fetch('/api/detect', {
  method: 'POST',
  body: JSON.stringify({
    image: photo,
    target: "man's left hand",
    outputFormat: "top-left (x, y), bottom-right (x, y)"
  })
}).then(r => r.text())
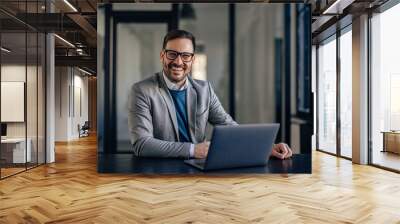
top-left (271, 143), bottom-right (292, 159)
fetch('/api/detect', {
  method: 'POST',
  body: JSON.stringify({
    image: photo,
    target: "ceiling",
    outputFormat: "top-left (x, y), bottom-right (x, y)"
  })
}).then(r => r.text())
top-left (0, 0), bottom-right (98, 74)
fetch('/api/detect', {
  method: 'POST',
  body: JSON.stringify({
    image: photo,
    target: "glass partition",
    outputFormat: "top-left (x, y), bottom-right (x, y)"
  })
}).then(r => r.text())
top-left (370, 3), bottom-right (400, 171)
top-left (317, 36), bottom-right (337, 155)
top-left (339, 28), bottom-right (352, 158)
top-left (1, 31), bottom-right (28, 177)
top-left (0, 1), bottom-right (46, 179)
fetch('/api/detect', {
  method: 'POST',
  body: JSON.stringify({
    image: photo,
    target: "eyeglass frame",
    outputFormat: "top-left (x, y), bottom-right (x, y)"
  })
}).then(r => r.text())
top-left (163, 49), bottom-right (195, 62)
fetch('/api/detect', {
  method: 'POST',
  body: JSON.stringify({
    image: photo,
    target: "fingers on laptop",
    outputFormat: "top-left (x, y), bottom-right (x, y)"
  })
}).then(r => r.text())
top-left (273, 143), bottom-right (292, 159)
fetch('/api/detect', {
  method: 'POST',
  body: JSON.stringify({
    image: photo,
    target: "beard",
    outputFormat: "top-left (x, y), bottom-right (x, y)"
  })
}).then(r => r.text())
top-left (163, 60), bottom-right (190, 83)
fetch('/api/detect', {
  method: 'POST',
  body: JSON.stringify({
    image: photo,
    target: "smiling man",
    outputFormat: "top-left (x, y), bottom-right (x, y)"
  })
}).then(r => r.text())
top-left (128, 29), bottom-right (292, 159)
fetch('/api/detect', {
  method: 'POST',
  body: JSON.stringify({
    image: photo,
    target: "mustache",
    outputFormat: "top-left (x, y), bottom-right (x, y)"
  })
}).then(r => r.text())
top-left (168, 63), bottom-right (186, 69)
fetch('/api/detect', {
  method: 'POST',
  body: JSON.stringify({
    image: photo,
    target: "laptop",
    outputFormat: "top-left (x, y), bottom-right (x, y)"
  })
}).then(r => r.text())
top-left (184, 123), bottom-right (280, 171)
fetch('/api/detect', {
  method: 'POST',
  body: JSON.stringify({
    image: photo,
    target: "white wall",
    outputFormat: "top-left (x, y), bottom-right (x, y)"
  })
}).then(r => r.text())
top-left (55, 67), bottom-right (89, 141)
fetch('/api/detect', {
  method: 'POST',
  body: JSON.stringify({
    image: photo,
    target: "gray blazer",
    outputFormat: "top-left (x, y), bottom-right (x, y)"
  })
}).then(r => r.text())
top-left (128, 72), bottom-right (237, 158)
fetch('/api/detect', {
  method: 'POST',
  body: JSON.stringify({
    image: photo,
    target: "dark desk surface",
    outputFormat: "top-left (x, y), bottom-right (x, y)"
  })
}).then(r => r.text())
top-left (98, 154), bottom-right (311, 174)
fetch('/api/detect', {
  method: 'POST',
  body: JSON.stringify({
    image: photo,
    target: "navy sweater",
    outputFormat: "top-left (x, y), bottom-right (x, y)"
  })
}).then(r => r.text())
top-left (168, 89), bottom-right (191, 142)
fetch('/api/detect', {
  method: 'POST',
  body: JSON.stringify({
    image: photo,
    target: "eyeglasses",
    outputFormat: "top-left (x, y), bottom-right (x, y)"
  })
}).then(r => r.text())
top-left (164, 49), bottom-right (194, 62)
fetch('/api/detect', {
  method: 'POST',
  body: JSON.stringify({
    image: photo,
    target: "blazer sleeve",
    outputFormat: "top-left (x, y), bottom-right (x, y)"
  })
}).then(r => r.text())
top-left (128, 84), bottom-right (191, 158)
top-left (207, 82), bottom-right (238, 126)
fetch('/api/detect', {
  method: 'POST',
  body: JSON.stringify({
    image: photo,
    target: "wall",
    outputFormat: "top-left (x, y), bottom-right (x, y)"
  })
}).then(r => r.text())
top-left (1, 63), bottom-right (45, 164)
top-left (55, 67), bottom-right (89, 141)
top-left (1, 65), bottom-right (38, 136)
top-left (235, 5), bottom-right (283, 124)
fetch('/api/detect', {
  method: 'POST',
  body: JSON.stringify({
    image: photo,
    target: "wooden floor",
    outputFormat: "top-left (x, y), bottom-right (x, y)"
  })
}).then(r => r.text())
top-left (1, 135), bottom-right (400, 223)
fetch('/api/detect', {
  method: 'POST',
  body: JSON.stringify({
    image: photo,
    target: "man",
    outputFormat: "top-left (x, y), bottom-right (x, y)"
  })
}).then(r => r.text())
top-left (128, 29), bottom-right (292, 159)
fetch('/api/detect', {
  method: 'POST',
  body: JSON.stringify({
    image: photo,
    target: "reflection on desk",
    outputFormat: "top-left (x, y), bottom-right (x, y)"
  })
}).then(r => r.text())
top-left (98, 154), bottom-right (311, 174)
top-left (1, 138), bottom-right (32, 163)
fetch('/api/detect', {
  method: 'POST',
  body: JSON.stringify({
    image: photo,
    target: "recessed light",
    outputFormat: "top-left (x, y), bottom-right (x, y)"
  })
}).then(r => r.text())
top-left (1, 47), bottom-right (11, 53)
top-left (63, 0), bottom-right (78, 12)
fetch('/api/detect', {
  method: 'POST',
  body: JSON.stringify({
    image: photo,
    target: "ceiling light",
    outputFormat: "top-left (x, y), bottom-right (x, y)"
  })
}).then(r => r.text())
top-left (54, 34), bottom-right (75, 48)
top-left (78, 67), bottom-right (92, 76)
top-left (322, 0), bottom-right (354, 15)
top-left (1, 47), bottom-right (11, 53)
top-left (63, 0), bottom-right (78, 12)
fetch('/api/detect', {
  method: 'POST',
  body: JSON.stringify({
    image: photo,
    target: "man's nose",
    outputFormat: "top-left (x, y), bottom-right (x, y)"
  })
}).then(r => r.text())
top-left (173, 55), bottom-right (183, 64)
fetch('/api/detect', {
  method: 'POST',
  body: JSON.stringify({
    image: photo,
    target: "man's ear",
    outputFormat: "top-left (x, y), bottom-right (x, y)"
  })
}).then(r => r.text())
top-left (192, 54), bottom-right (196, 63)
top-left (160, 51), bottom-right (164, 62)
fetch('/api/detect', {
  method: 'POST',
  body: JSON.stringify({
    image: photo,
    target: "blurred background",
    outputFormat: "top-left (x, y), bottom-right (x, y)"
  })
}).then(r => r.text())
top-left (97, 3), bottom-right (312, 155)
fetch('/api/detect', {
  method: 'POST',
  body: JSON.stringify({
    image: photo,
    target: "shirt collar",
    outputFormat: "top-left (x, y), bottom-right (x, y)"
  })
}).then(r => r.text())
top-left (162, 71), bottom-right (188, 91)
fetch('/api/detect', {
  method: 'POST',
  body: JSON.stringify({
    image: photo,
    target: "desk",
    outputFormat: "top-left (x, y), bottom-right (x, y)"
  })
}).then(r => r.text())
top-left (1, 138), bottom-right (31, 163)
top-left (381, 131), bottom-right (400, 154)
top-left (98, 154), bottom-right (311, 174)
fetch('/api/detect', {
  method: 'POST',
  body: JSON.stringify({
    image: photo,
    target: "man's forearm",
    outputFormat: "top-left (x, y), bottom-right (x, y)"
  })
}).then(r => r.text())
top-left (133, 137), bottom-right (192, 158)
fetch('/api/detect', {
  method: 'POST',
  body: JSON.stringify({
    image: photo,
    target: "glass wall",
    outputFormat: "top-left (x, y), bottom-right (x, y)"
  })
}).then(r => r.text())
top-left (317, 35), bottom-right (337, 154)
top-left (339, 27), bottom-right (352, 158)
top-left (0, 1), bottom-right (46, 179)
top-left (370, 3), bottom-right (400, 171)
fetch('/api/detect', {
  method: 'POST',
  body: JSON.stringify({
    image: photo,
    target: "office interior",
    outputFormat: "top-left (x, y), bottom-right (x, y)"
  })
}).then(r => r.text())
top-left (0, 0), bottom-right (399, 222)
top-left (97, 3), bottom-right (312, 160)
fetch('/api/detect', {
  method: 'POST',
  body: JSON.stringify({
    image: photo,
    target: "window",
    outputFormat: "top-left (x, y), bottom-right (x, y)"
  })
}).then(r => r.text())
top-left (317, 36), bottom-right (337, 155)
top-left (339, 28), bottom-right (352, 158)
top-left (370, 2), bottom-right (400, 171)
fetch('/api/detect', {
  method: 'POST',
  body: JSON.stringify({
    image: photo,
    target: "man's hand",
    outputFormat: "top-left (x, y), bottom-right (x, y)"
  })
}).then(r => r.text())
top-left (194, 141), bottom-right (210, 158)
top-left (271, 143), bottom-right (292, 159)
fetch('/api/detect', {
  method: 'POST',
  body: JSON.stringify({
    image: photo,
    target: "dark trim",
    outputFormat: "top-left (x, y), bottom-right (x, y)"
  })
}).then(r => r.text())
top-left (336, 28), bottom-right (341, 157)
top-left (317, 149), bottom-right (353, 161)
top-left (274, 38), bottom-right (283, 142)
top-left (44, 33), bottom-right (47, 164)
top-left (367, 11), bottom-right (373, 165)
top-left (36, 23), bottom-right (39, 167)
top-left (283, 4), bottom-right (291, 145)
top-left (229, 3), bottom-right (235, 119)
top-left (369, 164), bottom-right (400, 174)
top-left (113, 11), bottom-right (175, 23)
top-left (373, 0), bottom-right (400, 13)
top-left (171, 4), bottom-right (180, 30)
top-left (99, 3), bottom-right (112, 154)
top-left (315, 44), bottom-right (319, 150)
top-left (313, 14), bottom-right (352, 45)
top-left (110, 17), bottom-right (117, 153)
top-left (25, 5), bottom-right (28, 171)
top-left (72, 68), bottom-right (75, 117)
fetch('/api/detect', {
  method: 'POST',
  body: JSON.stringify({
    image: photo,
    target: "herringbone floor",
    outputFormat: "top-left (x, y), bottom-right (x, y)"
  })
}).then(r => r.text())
top-left (1, 135), bottom-right (400, 224)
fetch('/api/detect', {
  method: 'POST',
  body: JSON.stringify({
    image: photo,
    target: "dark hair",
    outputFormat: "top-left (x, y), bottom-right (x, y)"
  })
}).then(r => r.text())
top-left (162, 29), bottom-right (196, 52)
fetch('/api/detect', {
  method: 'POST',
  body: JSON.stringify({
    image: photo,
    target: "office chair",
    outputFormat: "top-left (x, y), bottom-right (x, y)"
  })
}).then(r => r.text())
top-left (78, 121), bottom-right (90, 138)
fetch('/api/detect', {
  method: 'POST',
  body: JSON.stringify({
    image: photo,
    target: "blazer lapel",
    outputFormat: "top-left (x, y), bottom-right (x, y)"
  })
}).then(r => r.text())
top-left (156, 72), bottom-right (179, 141)
top-left (187, 78), bottom-right (197, 143)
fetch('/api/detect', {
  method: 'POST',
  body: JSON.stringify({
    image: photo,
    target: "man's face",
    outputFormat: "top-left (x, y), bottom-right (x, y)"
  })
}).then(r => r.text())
top-left (160, 38), bottom-right (195, 83)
